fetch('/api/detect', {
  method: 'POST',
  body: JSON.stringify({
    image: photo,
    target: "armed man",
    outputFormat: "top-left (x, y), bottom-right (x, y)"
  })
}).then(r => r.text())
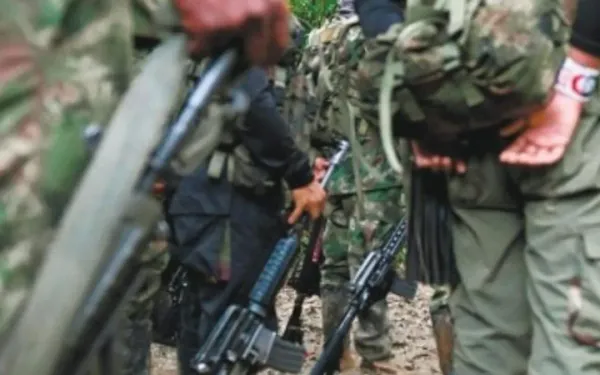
top-left (354, 0), bottom-right (600, 374)
top-left (0, 0), bottom-right (297, 374)
top-left (166, 17), bottom-right (327, 375)
top-left (293, 0), bottom-right (406, 372)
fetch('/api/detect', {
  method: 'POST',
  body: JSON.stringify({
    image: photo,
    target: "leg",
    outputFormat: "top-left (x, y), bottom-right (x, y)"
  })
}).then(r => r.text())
top-left (347, 188), bottom-right (403, 370)
top-left (447, 155), bottom-right (531, 375)
top-left (320, 196), bottom-right (357, 371)
top-left (524, 194), bottom-right (600, 375)
top-left (177, 274), bottom-right (226, 375)
top-left (519, 106), bottom-right (600, 375)
top-left (120, 241), bottom-right (170, 375)
top-left (176, 272), bottom-right (277, 375)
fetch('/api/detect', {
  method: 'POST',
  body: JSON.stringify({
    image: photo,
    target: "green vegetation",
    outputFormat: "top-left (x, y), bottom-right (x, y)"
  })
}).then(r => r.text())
top-left (290, 0), bottom-right (338, 29)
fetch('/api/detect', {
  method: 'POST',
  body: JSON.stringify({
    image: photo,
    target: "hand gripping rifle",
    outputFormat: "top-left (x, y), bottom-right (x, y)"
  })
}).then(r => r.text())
top-left (281, 133), bottom-right (348, 345)
top-left (0, 36), bottom-right (245, 375)
top-left (310, 218), bottom-right (418, 375)
top-left (191, 140), bottom-right (350, 375)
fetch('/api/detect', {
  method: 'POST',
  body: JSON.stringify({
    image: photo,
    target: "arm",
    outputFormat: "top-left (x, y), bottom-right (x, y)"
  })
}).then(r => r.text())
top-left (237, 68), bottom-right (314, 189)
top-left (354, 0), bottom-right (404, 38)
top-left (569, 0), bottom-right (600, 67)
top-left (133, 0), bottom-right (180, 42)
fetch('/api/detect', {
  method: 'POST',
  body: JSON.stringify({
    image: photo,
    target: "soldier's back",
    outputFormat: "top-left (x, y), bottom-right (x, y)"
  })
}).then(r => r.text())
top-left (0, 0), bottom-right (143, 340)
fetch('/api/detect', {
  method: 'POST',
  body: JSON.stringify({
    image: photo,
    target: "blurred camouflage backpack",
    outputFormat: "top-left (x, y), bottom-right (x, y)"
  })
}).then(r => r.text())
top-left (356, 0), bottom-right (571, 169)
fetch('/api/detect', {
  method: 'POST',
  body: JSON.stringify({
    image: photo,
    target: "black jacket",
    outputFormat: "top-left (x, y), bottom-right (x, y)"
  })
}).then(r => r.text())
top-left (570, 0), bottom-right (600, 57)
top-left (168, 67), bottom-right (312, 279)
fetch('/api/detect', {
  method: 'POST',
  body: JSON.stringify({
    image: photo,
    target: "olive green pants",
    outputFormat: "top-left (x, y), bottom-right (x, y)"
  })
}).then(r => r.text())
top-left (447, 103), bottom-right (600, 374)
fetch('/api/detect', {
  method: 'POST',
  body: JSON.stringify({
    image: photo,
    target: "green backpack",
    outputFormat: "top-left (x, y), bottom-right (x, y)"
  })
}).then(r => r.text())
top-left (354, 0), bottom-right (571, 157)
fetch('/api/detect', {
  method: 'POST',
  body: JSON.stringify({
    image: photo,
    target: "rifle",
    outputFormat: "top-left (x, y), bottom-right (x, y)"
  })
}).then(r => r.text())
top-left (0, 36), bottom-right (245, 375)
top-left (281, 216), bottom-right (325, 344)
top-left (191, 140), bottom-right (350, 375)
top-left (152, 259), bottom-right (188, 347)
top-left (310, 218), bottom-right (418, 375)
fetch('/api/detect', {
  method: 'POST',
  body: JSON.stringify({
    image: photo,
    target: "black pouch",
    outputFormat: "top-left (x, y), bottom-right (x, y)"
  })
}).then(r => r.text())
top-left (405, 169), bottom-right (459, 288)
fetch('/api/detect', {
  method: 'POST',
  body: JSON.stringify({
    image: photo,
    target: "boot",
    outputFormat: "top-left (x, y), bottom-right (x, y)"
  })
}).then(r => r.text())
top-left (321, 287), bottom-right (353, 372)
top-left (430, 304), bottom-right (454, 375)
top-left (361, 357), bottom-right (405, 375)
top-left (121, 317), bottom-right (152, 375)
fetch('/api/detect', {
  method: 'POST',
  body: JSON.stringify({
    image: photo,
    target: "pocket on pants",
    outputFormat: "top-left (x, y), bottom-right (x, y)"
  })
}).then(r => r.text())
top-left (567, 231), bottom-right (600, 348)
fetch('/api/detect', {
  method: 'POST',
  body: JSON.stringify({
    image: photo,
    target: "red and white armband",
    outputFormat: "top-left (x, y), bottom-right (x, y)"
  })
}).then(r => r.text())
top-left (554, 57), bottom-right (600, 102)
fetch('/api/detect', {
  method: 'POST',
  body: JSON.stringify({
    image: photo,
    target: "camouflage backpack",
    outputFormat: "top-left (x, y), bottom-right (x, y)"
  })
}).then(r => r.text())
top-left (303, 16), bottom-right (402, 200)
top-left (355, 0), bottom-right (571, 169)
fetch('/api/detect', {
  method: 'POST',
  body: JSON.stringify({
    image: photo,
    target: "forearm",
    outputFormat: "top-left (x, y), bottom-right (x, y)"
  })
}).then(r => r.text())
top-left (239, 68), bottom-right (313, 189)
top-left (569, 0), bottom-right (600, 65)
top-left (354, 0), bottom-right (404, 37)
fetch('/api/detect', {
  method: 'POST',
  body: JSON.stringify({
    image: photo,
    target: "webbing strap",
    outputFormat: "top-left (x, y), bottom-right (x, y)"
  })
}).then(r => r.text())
top-left (447, 0), bottom-right (467, 36)
top-left (340, 94), bottom-right (366, 220)
top-left (379, 56), bottom-right (411, 174)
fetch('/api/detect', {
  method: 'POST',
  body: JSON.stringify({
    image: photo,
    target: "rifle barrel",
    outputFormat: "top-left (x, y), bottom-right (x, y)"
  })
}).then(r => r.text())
top-left (310, 305), bottom-right (358, 375)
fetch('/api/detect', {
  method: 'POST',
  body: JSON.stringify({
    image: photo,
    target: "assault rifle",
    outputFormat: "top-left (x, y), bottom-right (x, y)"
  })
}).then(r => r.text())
top-left (310, 218), bottom-right (418, 375)
top-left (281, 134), bottom-right (343, 345)
top-left (191, 140), bottom-right (350, 375)
top-left (0, 36), bottom-right (246, 375)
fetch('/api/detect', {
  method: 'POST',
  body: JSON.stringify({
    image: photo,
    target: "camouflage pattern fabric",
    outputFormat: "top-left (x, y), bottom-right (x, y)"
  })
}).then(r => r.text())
top-left (291, 6), bottom-right (404, 365)
top-left (321, 188), bottom-right (403, 363)
top-left (292, 15), bottom-right (402, 195)
top-left (0, 0), bottom-right (177, 371)
top-left (120, 240), bottom-right (171, 375)
top-left (353, 0), bottom-right (571, 171)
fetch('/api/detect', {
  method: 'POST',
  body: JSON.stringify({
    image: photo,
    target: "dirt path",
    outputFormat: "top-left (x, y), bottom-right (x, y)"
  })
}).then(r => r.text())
top-left (151, 285), bottom-right (440, 375)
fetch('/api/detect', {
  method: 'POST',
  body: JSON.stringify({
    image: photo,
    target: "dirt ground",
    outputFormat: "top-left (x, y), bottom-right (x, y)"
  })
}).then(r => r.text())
top-left (150, 285), bottom-right (440, 375)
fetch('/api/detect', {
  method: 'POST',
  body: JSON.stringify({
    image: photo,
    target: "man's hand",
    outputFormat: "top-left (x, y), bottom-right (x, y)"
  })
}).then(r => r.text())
top-left (500, 47), bottom-right (600, 166)
top-left (288, 179), bottom-right (327, 224)
top-left (498, 92), bottom-right (583, 166)
top-left (174, 0), bottom-right (290, 66)
top-left (313, 157), bottom-right (330, 182)
top-left (412, 142), bottom-right (467, 174)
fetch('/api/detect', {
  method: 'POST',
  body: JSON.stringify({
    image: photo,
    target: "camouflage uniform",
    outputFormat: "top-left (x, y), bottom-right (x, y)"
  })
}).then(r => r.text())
top-left (297, 7), bottom-right (404, 368)
top-left (0, 0), bottom-right (175, 372)
top-left (355, 1), bottom-right (600, 375)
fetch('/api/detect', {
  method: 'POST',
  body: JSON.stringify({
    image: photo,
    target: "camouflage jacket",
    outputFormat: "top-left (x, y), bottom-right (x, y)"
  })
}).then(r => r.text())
top-left (0, 0), bottom-right (177, 335)
top-left (288, 15), bottom-right (402, 197)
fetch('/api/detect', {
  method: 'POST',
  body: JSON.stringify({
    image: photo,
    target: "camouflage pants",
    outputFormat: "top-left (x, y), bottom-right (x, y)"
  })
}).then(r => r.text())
top-left (118, 239), bottom-right (170, 375)
top-left (320, 187), bottom-right (403, 362)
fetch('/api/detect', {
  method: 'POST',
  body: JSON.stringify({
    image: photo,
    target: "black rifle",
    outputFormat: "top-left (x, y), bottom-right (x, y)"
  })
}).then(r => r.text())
top-left (191, 140), bottom-right (350, 375)
top-left (152, 259), bottom-right (187, 347)
top-left (281, 216), bottom-right (325, 345)
top-left (281, 134), bottom-right (342, 345)
top-left (310, 218), bottom-right (418, 375)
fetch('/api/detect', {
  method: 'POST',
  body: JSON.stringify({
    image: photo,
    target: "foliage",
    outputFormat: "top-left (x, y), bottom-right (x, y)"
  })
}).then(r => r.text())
top-left (290, 0), bottom-right (338, 30)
